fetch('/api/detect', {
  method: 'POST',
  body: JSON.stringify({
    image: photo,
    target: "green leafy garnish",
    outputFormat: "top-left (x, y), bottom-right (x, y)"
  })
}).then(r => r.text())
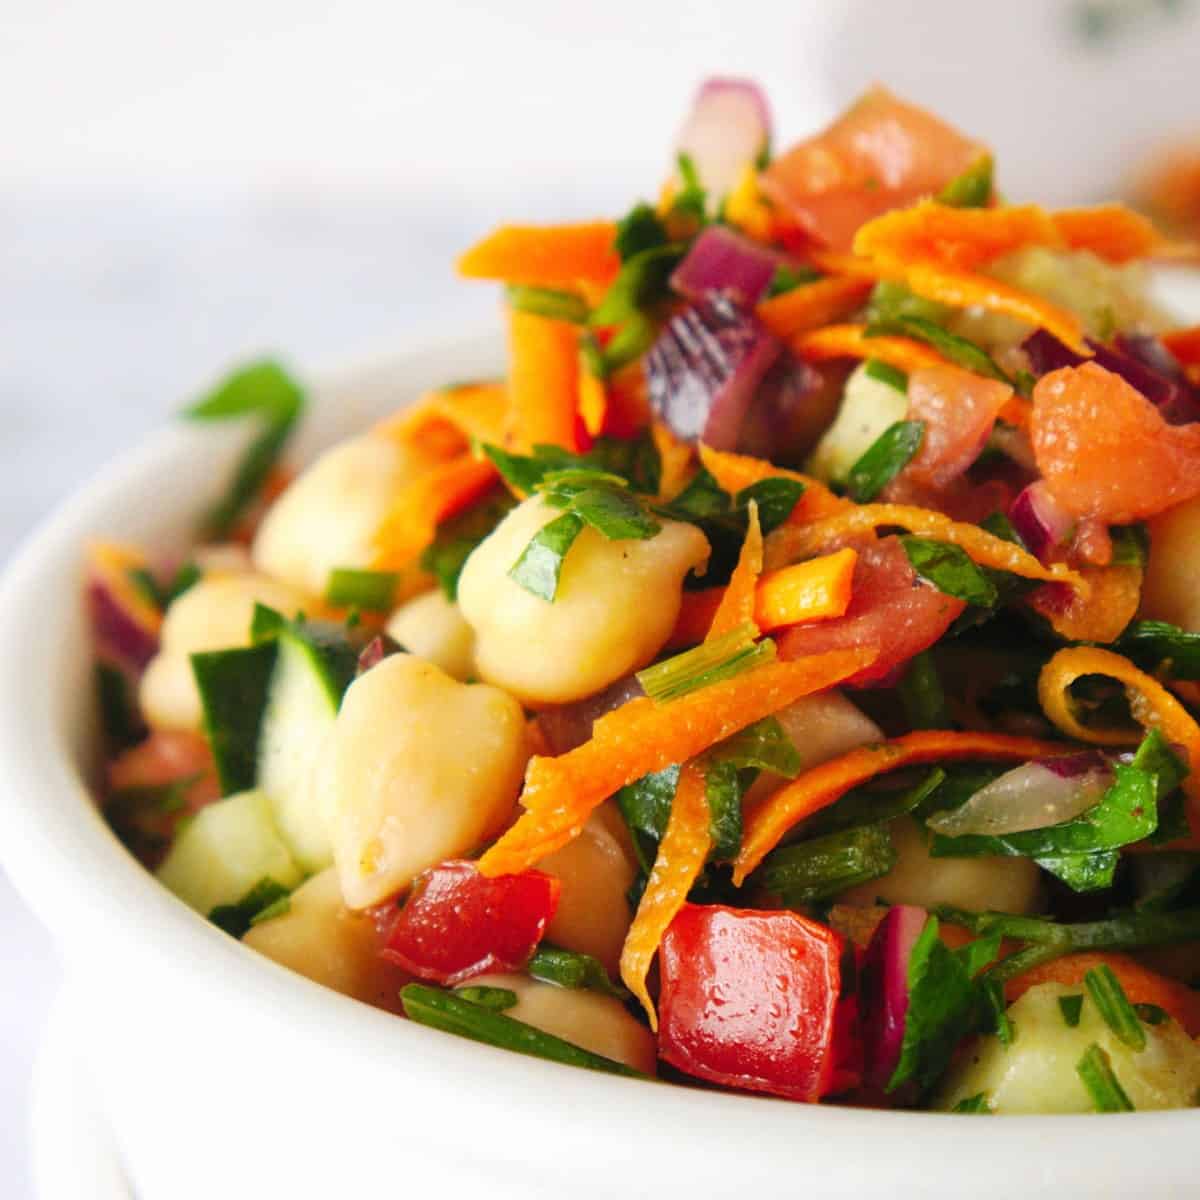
top-left (754, 823), bottom-right (897, 906)
top-left (636, 622), bottom-right (775, 704)
top-left (184, 360), bottom-right (305, 538)
top-left (863, 358), bottom-right (909, 392)
top-left (209, 877), bottom-right (291, 939)
top-left (951, 1092), bottom-right (991, 1113)
top-left (1109, 524), bottom-right (1149, 568)
top-left (1059, 994), bottom-right (1085, 1027)
top-left (766, 263), bottom-right (822, 298)
top-left (95, 662), bottom-right (144, 751)
top-left (708, 716), bottom-right (802, 778)
top-left (420, 490), bottom-right (516, 601)
top-left (979, 510), bottom-right (1026, 548)
top-left (540, 469), bottom-right (662, 539)
top-left (324, 568), bottom-right (399, 612)
top-left (1117, 620), bottom-right (1200, 681)
top-left (703, 760), bottom-right (745, 862)
top-left (615, 765), bottom-right (680, 875)
top-left (937, 154), bottom-right (994, 208)
top-left (866, 280), bottom-right (952, 327)
top-left (867, 314), bottom-right (1012, 384)
top-left (846, 420), bottom-right (925, 503)
top-left (672, 152), bottom-right (708, 223)
top-left (901, 537), bottom-right (999, 608)
top-left (126, 562), bottom-right (202, 613)
top-left (802, 769), bottom-right (946, 840)
top-left (507, 511), bottom-right (585, 602)
top-left (482, 435), bottom-right (662, 497)
top-left (586, 241), bottom-right (684, 376)
top-left (1084, 964), bottom-right (1146, 1051)
top-left (614, 203), bottom-right (669, 261)
top-left (506, 285), bottom-right (589, 324)
top-left (736, 478), bottom-right (808, 533)
top-left (527, 944), bottom-right (627, 998)
top-left (453, 985), bottom-right (519, 1011)
top-left (982, 977), bottom-right (1016, 1046)
top-left (400, 983), bottom-right (646, 1078)
top-left (898, 650), bottom-right (950, 730)
top-left (1076, 1044), bottom-right (1135, 1112)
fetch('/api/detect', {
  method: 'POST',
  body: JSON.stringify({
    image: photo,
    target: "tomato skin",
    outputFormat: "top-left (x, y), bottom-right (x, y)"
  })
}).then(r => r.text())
top-left (381, 861), bottom-right (560, 986)
top-left (657, 903), bottom-right (847, 1102)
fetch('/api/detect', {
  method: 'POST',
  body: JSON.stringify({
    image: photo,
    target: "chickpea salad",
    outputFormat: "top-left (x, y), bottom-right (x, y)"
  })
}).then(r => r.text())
top-left (89, 80), bottom-right (1200, 1114)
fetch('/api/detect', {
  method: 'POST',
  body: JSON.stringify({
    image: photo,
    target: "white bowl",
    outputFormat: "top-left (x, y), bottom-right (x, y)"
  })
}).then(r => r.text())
top-left (1, 329), bottom-right (1197, 1200)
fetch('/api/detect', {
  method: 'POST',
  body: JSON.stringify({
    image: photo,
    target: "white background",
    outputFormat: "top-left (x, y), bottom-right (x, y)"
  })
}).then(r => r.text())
top-left (5, 0), bottom-right (1200, 1193)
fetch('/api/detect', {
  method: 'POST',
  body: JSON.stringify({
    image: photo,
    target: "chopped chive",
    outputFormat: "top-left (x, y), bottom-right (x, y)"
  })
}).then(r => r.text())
top-left (863, 358), bottom-right (909, 392)
top-left (754, 823), bottom-right (896, 905)
top-left (1084, 965), bottom-right (1147, 1050)
top-left (1134, 1002), bottom-right (1169, 1026)
top-left (209, 877), bottom-right (291, 939)
top-left (453, 985), bottom-right (519, 1011)
top-left (249, 894), bottom-right (291, 925)
top-left (951, 1092), bottom-right (991, 1113)
top-left (1059, 994), bottom-right (1085, 1027)
top-left (324, 568), bottom-right (399, 612)
top-left (636, 622), bottom-right (775, 704)
top-left (527, 944), bottom-right (627, 998)
top-left (897, 650), bottom-right (949, 730)
top-left (506, 285), bottom-right (590, 324)
top-left (1076, 1043), bottom-right (1135, 1112)
top-left (846, 419), bottom-right (925, 503)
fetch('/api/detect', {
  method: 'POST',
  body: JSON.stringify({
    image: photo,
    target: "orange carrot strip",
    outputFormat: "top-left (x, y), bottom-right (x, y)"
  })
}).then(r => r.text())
top-left (754, 548), bottom-right (857, 633)
top-left (653, 421), bottom-right (696, 503)
top-left (792, 323), bottom-right (949, 374)
top-left (476, 646), bottom-right (877, 878)
top-left (697, 443), bottom-right (849, 523)
top-left (734, 730), bottom-right (1069, 884)
top-left (619, 761), bottom-right (711, 1028)
top-left (1005, 951), bottom-right (1200, 1036)
top-left (763, 502), bottom-right (1088, 594)
top-left (374, 381), bottom-right (509, 460)
top-left (577, 369), bottom-right (607, 439)
top-left (507, 307), bottom-right (584, 452)
top-left (755, 276), bottom-right (875, 339)
top-left (809, 249), bottom-right (891, 280)
top-left (1037, 647), bottom-right (1200, 804)
top-left (707, 503), bottom-right (763, 639)
top-left (86, 542), bottom-right (164, 637)
top-left (372, 453), bottom-right (498, 571)
top-left (1029, 564), bottom-right (1143, 644)
top-left (1051, 205), bottom-right (1168, 264)
top-left (457, 221), bottom-right (620, 289)
top-left (1162, 325), bottom-right (1200, 367)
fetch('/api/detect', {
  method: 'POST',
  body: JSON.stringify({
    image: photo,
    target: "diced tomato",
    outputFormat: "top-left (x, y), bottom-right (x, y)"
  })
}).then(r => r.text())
top-left (381, 861), bottom-right (560, 986)
top-left (775, 537), bottom-right (964, 685)
top-left (1032, 362), bottom-right (1200, 523)
top-left (657, 903), bottom-right (849, 1102)
top-left (762, 87), bottom-right (985, 252)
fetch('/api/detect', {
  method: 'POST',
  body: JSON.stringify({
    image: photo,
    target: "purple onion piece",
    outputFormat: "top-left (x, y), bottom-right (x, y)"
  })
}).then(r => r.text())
top-left (646, 294), bottom-right (781, 449)
top-left (537, 674), bottom-right (645, 755)
top-left (861, 905), bottom-right (928, 1091)
top-left (1115, 333), bottom-right (1200, 424)
top-left (669, 225), bottom-right (782, 309)
top-left (675, 77), bottom-right (772, 199)
top-left (1038, 750), bottom-right (1110, 779)
top-left (734, 354), bottom-right (828, 463)
top-left (356, 634), bottom-right (403, 677)
top-left (1007, 480), bottom-right (1074, 562)
top-left (88, 579), bottom-right (159, 671)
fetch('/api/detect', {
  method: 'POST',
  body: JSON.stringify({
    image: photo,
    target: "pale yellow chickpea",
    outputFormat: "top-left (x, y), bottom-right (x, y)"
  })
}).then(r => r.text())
top-left (385, 589), bottom-right (476, 681)
top-left (468, 973), bottom-right (657, 1076)
top-left (457, 496), bottom-right (709, 705)
top-left (329, 654), bottom-right (529, 909)
top-left (1142, 495), bottom-right (1200, 633)
top-left (252, 435), bottom-right (432, 597)
top-left (139, 574), bottom-right (306, 731)
top-left (243, 868), bottom-right (410, 1013)
top-left (538, 807), bottom-right (638, 978)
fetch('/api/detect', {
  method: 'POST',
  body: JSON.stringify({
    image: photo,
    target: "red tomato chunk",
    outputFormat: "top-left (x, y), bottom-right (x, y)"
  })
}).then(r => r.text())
top-left (381, 861), bottom-right (560, 986)
top-left (657, 904), bottom-right (849, 1102)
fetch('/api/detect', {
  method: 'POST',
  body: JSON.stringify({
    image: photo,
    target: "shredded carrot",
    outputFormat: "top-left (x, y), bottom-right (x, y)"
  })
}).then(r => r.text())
top-left (755, 276), bottom-right (875, 339)
top-left (652, 421), bottom-right (696, 503)
top-left (371, 453), bottom-right (498, 570)
top-left (1051, 205), bottom-right (1168, 264)
top-left (1162, 324), bottom-right (1200, 367)
top-left (724, 164), bottom-right (776, 243)
top-left (1037, 647), bottom-right (1200, 806)
top-left (374, 381), bottom-right (509, 460)
top-left (708, 503), bottom-right (763, 639)
top-left (763, 502), bottom-right (1088, 596)
top-left (86, 542), bottom-right (164, 637)
top-left (792, 323), bottom-right (949, 374)
top-left (1005, 951), bottom-right (1200, 1036)
top-left (577, 369), bottom-right (607, 439)
top-left (697, 443), bottom-right (849, 523)
top-left (1028, 564), bottom-right (1143, 644)
top-left (809, 249), bottom-right (892, 280)
top-left (457, 221), bottom-right (620, 289)
top-left (476, 646), bottom-right (877, 878)
top-left (507, 307), bottom-right (584, 452)
top-left (754, 549), bottom-right (857, 633)
top-left (734, 730), bottom-right (1069, 884)
top-left (619, 762), bottom-right (711, 1028)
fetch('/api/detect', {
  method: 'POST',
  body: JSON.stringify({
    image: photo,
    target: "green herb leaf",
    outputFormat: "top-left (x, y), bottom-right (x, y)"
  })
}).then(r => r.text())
top-left (614, 203), bottom-right (669, 261)
top-left (902, 537), bottom-right (999, 607)
top-left (866, 280), bottom-right (952, 327)
top-left (507, 511), bottom-right (585, 602)
top-left (981, 977), bottom-right (1016, 1046)
top-left (95, 662), bottom-right (144, 751)
top-left (453, 985), bottom-right (519, 1011)
top-left (863, 358), bottom-right (909, 392)
top-left (846, 420), bottom-right (926, 503)
top-left (1036, 851), bottom-right (1121, 892)
top-left (615, 764), bottom-right (681, 874)
top-left (1118, 620), bottom-right (1200, 681)
top-left (897, 650), bottom-right (950, 731)
top-left (868, 315), bottom-right (1013, 385)
top-left (506, 285), bottom-right (589, 324)
top-left (1059, 994), bottom-right (1085, 1027)
top-left (766, 263), bottom-right (822, 298)
top-left (482, 437), bottom-right (662, 497)
top-left (547, 480), bottom-right (661, 541)
top-left (527, 943), bottom-right (628, 998)
top-left (209, 876), bottom-right (291, 939)
top-left (325, 568), bottom-right (399, 612)
top-left (589, 244), bottom-right (683, 330)
top-left (184, 360), bottom-right (305, 538)
top-left (1109, 524), bottom-right (1149, 568)
top-left (703, 759), bottom-right (745, 862)
top-left (802, 769), bottom-right (947, 840)
top-left (708, 716), bottom-right (802, 778)
top-left (1085, 964), bottom-right (1147, 1050)
top-left (735, 478), bottom-right (806, 534)
top-left (755, 823), bottom-right (897, 906)
top-left (979, 510), bottom-right (1026, 548)
top-left (1076, 1043), bottom-right (1135, 1112)
top-left (400, 983), bottom-right (646, 1078)
top-left (672, 152), bottom-right (708, 223)
top-left (951, 1092), bottom-right (992, 1113)
top-left (250, 894), bottom-right (291, 925)
top-left (126, 561), bottom-right (203, 613)
top-left (421, 489), bottom-right (516, 600)
top-left (636, 622), bottom-right (775, 704)
top-left (937, 154), bottom-right (994, 208)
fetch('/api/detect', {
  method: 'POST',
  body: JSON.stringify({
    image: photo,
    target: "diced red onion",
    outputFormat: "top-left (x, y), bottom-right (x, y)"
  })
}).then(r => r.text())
top-left (670, 226), bottom-right (781, 309)
top-left (675, 77), bottom-right (772, 199)
top-left (356, 634), bottom-right (403, 676)
top-left (537, 674), bottom-right (644, 755)
top-left (646, 294), bottom-right (782, 449)
top-left (1007, 480), bottom-right (1075, 562)
top-left (926, 755), bottom-right (1113, 838)
top-left (1114, 333), bottom-right (1200, 425)
top-left (861, 905), bottom-right (928, 1091)
top-left (88, 578), bottom-right (159, 670)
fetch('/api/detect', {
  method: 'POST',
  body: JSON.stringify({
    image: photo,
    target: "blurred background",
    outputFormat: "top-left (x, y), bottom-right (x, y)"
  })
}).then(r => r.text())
top-left (4, 0), bottom-right (1200, 1192)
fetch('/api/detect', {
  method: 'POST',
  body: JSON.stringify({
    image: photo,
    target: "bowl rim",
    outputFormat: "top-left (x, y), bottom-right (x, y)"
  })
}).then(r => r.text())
top-left (0, 328), bottom-right (1195, 1186)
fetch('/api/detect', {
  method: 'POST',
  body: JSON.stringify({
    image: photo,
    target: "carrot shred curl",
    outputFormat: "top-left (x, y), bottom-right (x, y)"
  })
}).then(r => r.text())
top-left (1051, 205), bottom-right (1168, 263)
top-left (619, 761), bottom-right (711, 1028)
top-left (755, 276), bottom-right (875, 339)
top-left (1005, 951), bottom-right (1200, 1036)
top-left (375, 381), bottom-right (509, 459)
top-left (1037, 647), bottom-right (1200, 807)
top-left (791, 323), bottom-right (948, 374)
top-left (697, 444), bottom-right (849, 523)
top-left (476, 646), bottom-right (877, 879)
top-left (457, 221), bottom-right (620, 289)
top-left (733, 730), bottom-right (1069, 885)
top-left (507, 307), bottom-right (585, 452)
top-left (763, 502), bottom-right (1088, 596)
top-left (1028, 564), bottom-right (1143, 644)
top-left (707, 502), bottom-right (763, 639)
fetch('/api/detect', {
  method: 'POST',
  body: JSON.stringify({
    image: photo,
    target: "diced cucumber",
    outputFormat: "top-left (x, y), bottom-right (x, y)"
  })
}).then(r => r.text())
top-left (191, 642), bottom-right (278, 794)
top-left (807, 363), bottom-right (909, 486)
top-left (156, 789), bottom-right (301, 915)
top-left (256, 626), bottom-right (357, 873)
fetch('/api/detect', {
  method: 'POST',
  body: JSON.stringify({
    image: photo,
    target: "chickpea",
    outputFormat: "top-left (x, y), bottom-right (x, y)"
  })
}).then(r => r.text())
top-left (458, 496), bottom-right (709, 705)
top-left (139, 574), bottom-right (306, 731)
top-left (1142, 495), bottom-right (1200, 632)
top-left (329, 654), bottom-right (528, 908)
top-left (468, 973), bottom-right (657, 1076)
top-left (386, 589), bottom-right (476, 681)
